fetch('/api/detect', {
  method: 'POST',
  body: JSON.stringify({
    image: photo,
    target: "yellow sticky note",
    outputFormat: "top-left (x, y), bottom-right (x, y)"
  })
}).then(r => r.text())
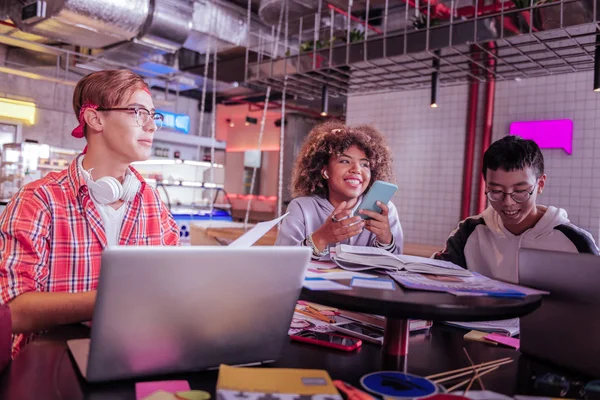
top-left (464, 330), bottom-right (498, 345)
top-left (175, 391), bottom-right (211, 400)
top-left (143, 391), bottom-right (178, 400)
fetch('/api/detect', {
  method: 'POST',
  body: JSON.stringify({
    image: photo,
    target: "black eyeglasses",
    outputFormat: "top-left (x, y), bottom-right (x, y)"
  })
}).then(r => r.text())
top-left (96, 107), bottom-right (164, 130)
top-left (485, 180), bottom-right (538, 203)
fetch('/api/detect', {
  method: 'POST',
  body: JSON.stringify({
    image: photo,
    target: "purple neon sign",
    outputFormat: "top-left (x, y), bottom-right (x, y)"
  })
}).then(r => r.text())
top-left (509, 119), bottom-right (573, 154)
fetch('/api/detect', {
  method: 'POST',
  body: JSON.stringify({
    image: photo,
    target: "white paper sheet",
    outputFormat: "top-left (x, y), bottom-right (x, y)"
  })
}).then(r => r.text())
top-left (350, 277), bottom-right (396, 290)
top-left (228, 213), bottom-right (288, 248)
top-left (303, 278), bottom-right (352, 291)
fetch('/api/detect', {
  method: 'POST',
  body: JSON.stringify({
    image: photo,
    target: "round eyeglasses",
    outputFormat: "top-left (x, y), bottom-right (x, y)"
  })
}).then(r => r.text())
top-left (485, 181), bottom-right (538, 203)
top-left (96, 107), bottom-right (164, 130)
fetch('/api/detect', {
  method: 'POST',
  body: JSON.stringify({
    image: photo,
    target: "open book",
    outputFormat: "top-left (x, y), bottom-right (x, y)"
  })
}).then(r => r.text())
top-left (331, 244), bottom-right (472, 277)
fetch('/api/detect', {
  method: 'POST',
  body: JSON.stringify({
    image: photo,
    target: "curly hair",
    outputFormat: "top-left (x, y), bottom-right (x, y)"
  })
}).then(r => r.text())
top-left (292, 121), bottom-right (395, 198)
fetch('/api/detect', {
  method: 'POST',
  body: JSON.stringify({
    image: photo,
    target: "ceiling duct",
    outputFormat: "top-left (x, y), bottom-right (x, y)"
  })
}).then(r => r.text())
top-left (139, 0), bottom-right (192, 53)
top-left (7, 0), bottom-right (193, 52)
top-left (259, 0), bottom-right (319, 26)
top-left (7, 0), bottom-right (151, 48)
top-left (257, 0), bottom-right (385, 36)
top-left (258, 0), bottom-right (337, 36)
top-left (92, 0), bottom-right (193, 76)
top-left (184, 0), bottom-right (248, 54)
top-left (0, 0), bottom-right (300, 107)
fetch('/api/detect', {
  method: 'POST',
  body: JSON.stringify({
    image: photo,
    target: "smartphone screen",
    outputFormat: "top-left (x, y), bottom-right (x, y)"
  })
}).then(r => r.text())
top-left (294, 330), bottom-right (360, 346)
top-left (339, 322), bottom-right (384, 339)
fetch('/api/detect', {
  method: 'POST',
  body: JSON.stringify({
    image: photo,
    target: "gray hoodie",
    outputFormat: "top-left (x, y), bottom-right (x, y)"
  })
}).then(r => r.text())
top-left (435, 205), bottom-right (598, 283)
top-left (276, 195), bottom-right (404, 255)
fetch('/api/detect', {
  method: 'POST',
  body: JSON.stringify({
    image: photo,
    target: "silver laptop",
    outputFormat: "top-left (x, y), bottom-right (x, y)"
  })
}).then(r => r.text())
top-left (68, 246), bottom-right (310, 382)
top-left (519, 248), bottom-right (600, 377)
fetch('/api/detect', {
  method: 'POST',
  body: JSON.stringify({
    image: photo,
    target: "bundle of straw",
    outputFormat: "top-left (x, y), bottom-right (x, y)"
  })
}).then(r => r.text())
top-left (426, 351), bottom-right (514, 393)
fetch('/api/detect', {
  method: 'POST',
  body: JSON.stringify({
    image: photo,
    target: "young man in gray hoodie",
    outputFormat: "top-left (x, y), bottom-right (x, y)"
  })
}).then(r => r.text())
top-left (435, 135), bottom-right (598, 283)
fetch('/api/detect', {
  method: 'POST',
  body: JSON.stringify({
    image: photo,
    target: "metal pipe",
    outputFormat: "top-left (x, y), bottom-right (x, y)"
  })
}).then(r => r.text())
top-left (321, 85), bottom-right (329, 116)
top-left (595, 30), bottom-right (600, 92)
top-left (431, 49), bottom-right (440, 107)
top-left (226, 98), bottom-right (326, 118)
top-left (477, 41), bottom-right (497, 214)
top-left (277, 77), bottom-right (287, 219)
top-left (461, 45), bottom-right (480, 220)
top-left (209, 46), bottom-right (218, 221)
top-left (244, 0), bottom-right (252, 83)
top-left (244, 86), bottom-right (271, 228)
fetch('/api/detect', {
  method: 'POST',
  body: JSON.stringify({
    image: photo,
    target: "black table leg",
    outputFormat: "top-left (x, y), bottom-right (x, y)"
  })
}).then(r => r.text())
top-left (382, 353), bottom-right (408, 372)
top-left (383, 317), bottom-right (409, 356)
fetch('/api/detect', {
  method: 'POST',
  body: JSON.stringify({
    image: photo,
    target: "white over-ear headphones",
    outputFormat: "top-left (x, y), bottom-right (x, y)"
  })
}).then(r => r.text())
top-left (79, 158), bottom-right (140, 205)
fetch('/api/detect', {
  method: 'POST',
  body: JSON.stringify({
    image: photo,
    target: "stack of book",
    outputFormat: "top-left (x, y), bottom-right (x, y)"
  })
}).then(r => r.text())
top-left (338, 309), bottom-right (432, 333)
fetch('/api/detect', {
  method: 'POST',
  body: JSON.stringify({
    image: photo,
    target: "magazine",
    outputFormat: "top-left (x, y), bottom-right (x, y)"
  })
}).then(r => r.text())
top-left (331, 245), bottom-right (472, 277)
top-left (443, 318), bottom-right (520, 337)
top-left (389, 271), bottom-right (549, 297)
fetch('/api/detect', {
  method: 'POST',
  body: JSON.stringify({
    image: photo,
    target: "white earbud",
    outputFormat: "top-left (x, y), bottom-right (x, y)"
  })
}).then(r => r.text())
top-left (323, 171), bottom-right (329, 179)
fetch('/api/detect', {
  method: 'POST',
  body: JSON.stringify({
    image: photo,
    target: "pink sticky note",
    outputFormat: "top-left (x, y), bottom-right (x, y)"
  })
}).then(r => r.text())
top-left (484, 333), bottom-right (520, 349)
top-left (510, 119), bottom-right (573, 154)
top-left (135, 380), bottom-right (191, 400)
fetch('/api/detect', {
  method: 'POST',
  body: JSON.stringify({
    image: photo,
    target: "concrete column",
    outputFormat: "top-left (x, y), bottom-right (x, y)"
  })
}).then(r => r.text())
top-left (281, 114), bottom-right (318, 205)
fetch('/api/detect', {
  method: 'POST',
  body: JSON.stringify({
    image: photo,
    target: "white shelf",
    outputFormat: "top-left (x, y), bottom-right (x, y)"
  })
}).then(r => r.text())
top-left (133, 159), bottom-right (224, 168)
top-left (38, 164), bottom-right (68, 170)
top-left (153, 130), bottom-right (226, 150)
top-left (145, 179), bottom-right (224, 189)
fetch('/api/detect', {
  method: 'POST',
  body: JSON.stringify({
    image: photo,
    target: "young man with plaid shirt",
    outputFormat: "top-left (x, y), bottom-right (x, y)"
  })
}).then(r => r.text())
top-left (0, 70), bottom-right (180, 356)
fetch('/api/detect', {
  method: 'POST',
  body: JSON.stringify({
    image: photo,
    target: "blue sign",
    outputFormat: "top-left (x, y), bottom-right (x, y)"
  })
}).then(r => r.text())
top-left (360, 371), bottom-right (438, 399)
top-left (157, 109), bottom-right (190, 134)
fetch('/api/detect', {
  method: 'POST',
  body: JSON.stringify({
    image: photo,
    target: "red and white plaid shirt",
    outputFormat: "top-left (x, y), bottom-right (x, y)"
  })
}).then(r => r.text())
top-left (0, 155), bottom-right (180, 356)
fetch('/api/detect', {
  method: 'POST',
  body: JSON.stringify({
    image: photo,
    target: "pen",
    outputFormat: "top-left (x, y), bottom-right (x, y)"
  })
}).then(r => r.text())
top-left (296, 308), bottom-right (336, 324)
top-left (333, 380), bottom-right (374, 400)
top-left (307, 305), bottom-right (338, 322)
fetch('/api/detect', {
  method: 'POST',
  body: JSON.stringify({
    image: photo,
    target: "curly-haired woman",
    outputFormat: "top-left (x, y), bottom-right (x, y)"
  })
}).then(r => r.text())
top-left (276, 121), bottom-right (403, 259)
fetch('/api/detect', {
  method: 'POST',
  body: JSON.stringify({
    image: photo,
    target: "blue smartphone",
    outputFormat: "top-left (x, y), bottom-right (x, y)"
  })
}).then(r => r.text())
top-left (357, 180), bottom-right (398, 219)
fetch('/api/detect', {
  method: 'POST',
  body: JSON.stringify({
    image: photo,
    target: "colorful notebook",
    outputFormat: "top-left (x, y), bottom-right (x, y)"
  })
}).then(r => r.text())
top-left (216, 365), bottom-right (342, 400)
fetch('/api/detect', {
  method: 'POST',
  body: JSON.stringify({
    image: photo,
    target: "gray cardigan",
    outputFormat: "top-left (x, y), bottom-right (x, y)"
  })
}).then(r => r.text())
top-left (275, 195), bottom-right (404, 255)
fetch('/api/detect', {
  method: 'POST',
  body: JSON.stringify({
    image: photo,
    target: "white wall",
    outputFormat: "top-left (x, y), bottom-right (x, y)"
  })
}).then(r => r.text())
top-left (347, 70), bottom-right (600, 246)
top-left (347, 86), bottom-right (469, 247)
top-left (0, 73), bottom-right (82, 150)
top-left (493, 70), bottom-right (600, 242)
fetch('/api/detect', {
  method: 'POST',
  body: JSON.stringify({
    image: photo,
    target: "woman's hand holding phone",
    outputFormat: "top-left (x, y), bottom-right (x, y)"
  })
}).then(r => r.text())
top-left (312, 201), bottom-right (365, 252)
top-left (359, 201), bottom-right (393, 245)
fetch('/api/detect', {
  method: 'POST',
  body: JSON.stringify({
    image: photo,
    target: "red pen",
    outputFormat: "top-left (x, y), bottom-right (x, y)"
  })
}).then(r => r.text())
top-left (333, 380), bottom-right (375, 400)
